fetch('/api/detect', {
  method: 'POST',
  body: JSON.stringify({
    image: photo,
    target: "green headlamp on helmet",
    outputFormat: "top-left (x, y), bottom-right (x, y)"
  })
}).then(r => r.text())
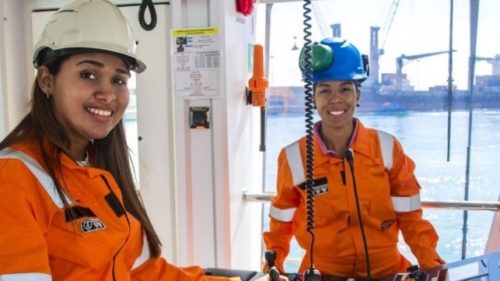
top-left (299, 42), bottom-right (334, 73)
top-left (299, 38), bottom-right (369, 83)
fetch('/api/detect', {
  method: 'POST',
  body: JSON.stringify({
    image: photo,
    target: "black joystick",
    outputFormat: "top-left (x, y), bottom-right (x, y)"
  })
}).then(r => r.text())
top-left (265, 251), bottom-right (281, 281)
top-left (407, 265), bottom-right (428, 281)
top-left (304, 268), bottom-right (321, 281)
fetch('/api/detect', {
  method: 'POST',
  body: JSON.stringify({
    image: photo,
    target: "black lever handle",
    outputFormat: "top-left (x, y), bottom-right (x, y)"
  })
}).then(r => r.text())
top-left (304, 268), bottom-right (321, 281)
top-left (265, 250), bottom-right (277, 267)
top-left (265, 251), bottom-right (281, 281)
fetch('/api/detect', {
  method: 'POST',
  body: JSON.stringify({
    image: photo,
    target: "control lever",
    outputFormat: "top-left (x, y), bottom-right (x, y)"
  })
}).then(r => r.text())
top-left (406, 265), bottom-right (428, 281)
top-left (304, 268), bottom-right (321, 281)
top-left (265, 251), bottom-right (281, 281)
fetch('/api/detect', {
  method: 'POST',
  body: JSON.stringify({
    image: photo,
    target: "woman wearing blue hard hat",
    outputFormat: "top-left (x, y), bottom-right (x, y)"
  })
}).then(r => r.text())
top-left (263, 38), bottom-right (445, 279)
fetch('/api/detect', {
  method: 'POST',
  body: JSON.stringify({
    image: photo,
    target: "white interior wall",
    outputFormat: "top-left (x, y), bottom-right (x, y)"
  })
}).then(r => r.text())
top-left (0, 0), bottom-right (6, 138)
top-left (170, 0), bottom-right (221, 267)
top-left (121, 5), bottom-right (178, 263)
top-left (222, 3), bottom-right (264, 271)
top-left (171, 0), bottom-right (263, 270)
top-left (0, 0), bottom-right (32, 136)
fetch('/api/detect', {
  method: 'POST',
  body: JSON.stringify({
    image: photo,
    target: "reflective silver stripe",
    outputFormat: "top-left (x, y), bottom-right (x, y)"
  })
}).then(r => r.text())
top-left (392, 194), bottom-right (422, 212)
top-left (285, 142), bottom-right (304, 185)
top-left (0, 148), bottom-right (71, 208)
top-left (132, 235), bottom-right (150, 270)
top-left (0, 273), bottom-right (52, 281)
top-left (377, 130), bottom-right (394, 170)
top-left (269, 205), bottom-right (296, 222)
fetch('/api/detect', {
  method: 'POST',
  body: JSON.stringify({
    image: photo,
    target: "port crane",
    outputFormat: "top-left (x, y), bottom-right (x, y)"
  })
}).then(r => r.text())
top-left (395, 50), bottom-right (454, 92)
top-left (476, 55), bottom-right (500, 74)
top-left (368, 0), bottom-right (400, 89)
top-left (476, 55), bottom-right (500, 62)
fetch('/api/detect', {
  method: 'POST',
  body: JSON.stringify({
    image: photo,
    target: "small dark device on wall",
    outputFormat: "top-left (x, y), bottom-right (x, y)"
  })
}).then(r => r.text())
top-left (189, 107), bottom-right (210, 129)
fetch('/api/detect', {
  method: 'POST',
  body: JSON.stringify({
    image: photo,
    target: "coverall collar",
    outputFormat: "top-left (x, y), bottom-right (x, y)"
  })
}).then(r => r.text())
top-left (314, 118), bottom-right (372, 165)
top-left (11, 139), bottom-right (108, 179)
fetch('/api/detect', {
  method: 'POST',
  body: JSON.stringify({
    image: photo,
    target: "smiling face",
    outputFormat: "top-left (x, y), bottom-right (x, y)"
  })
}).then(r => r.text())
top-left (37, 52), bottom-right (131, 159)
top-left (314, 80), bottom-right (359, 132)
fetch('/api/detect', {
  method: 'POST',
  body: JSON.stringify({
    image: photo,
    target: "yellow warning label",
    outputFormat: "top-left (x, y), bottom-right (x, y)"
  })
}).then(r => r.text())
top-left (172, 27), bottom-right (219, 36)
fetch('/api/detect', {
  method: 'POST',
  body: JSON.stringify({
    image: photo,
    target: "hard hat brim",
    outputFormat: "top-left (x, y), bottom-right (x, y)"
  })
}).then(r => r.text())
top-left (34, 47), bottom-right (146, 73)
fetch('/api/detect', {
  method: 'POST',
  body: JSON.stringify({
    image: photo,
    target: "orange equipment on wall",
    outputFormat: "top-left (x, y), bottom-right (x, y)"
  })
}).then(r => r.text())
top-left (248, 44), bottom-right (268, 107)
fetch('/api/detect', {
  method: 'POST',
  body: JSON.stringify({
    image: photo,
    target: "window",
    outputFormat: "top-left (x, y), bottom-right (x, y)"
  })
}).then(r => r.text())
top-left (123, 73), bottom-right (141, 187)
top-left (256, 0), bottom-right (500, 272)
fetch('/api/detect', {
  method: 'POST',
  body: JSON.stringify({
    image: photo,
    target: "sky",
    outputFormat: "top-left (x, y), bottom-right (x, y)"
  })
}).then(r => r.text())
top-left (255, 0), bottom-right (500, 91)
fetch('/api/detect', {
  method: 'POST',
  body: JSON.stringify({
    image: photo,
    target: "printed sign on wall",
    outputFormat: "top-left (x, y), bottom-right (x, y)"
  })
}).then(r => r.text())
top-left (171, 27), bottom-right (221, 97)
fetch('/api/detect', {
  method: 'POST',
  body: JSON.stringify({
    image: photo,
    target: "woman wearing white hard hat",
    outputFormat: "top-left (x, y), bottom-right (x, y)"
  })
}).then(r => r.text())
top-left (0, 0), bottom-right (235, 280)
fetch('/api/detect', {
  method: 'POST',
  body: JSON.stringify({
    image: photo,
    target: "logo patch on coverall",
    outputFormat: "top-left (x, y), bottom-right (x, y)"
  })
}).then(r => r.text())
top-left (80, 218), bottom-right (107, 233)
top-left (299, 177), bottom-right (328, 195)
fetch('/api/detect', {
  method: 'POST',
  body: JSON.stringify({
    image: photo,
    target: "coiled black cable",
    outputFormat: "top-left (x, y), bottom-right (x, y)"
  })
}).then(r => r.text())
top-left (138, 0), bottom-right (157, 31)
top-left (302, 0), bottom-right (317, 274)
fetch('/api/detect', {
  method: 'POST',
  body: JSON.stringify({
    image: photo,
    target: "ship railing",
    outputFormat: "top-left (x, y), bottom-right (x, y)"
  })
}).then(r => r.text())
top-left (242, 192), bottom-right (500, 211)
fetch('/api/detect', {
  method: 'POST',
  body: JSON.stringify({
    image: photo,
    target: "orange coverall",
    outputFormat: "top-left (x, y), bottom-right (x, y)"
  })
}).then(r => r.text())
top-left (263, 119), bottom-right (444, 278)
top-left (0, 141), bottom-right (231, 281)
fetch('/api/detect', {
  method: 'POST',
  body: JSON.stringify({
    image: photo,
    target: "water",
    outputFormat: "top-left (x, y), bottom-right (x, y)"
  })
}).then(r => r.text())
top-left (263, 109), bottom-right (500, 271)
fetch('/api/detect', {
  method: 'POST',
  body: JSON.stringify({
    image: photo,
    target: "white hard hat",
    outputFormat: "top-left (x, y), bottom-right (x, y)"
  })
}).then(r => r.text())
top-left (33, 0), bottom-right (146, 73)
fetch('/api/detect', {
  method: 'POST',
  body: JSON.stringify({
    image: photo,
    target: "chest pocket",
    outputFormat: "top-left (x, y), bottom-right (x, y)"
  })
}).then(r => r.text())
top-left (46, 226), bottom-right (116, 272)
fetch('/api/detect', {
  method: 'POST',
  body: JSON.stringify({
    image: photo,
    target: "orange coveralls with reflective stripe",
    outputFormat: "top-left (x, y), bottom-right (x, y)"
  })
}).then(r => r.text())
top-left (0, 141), bottom-right (230, 281)
top-left (263, 119), bottom-right (444, 278)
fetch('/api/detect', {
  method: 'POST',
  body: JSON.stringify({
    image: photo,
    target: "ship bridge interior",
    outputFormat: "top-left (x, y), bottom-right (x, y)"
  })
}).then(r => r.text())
top-left (0, 0), bottom-right (499, 280)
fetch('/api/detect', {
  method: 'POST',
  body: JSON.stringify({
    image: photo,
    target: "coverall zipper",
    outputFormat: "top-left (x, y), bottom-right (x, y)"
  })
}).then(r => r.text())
top-left (101, 175), bottom-right (131, 281)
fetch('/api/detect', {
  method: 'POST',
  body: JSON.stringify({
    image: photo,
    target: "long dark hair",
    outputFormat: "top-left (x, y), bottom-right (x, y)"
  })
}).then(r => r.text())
top-left (0, 53), bottom-right (162, 257)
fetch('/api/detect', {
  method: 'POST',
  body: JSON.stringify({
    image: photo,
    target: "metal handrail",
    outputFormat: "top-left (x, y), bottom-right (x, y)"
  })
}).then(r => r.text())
top-left (243, 192), bottom-right (500, 211)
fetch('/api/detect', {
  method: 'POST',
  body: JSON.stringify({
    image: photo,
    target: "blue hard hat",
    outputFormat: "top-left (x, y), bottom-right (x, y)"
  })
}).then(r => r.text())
top-left (299, 38), bottom-right (369, 83)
